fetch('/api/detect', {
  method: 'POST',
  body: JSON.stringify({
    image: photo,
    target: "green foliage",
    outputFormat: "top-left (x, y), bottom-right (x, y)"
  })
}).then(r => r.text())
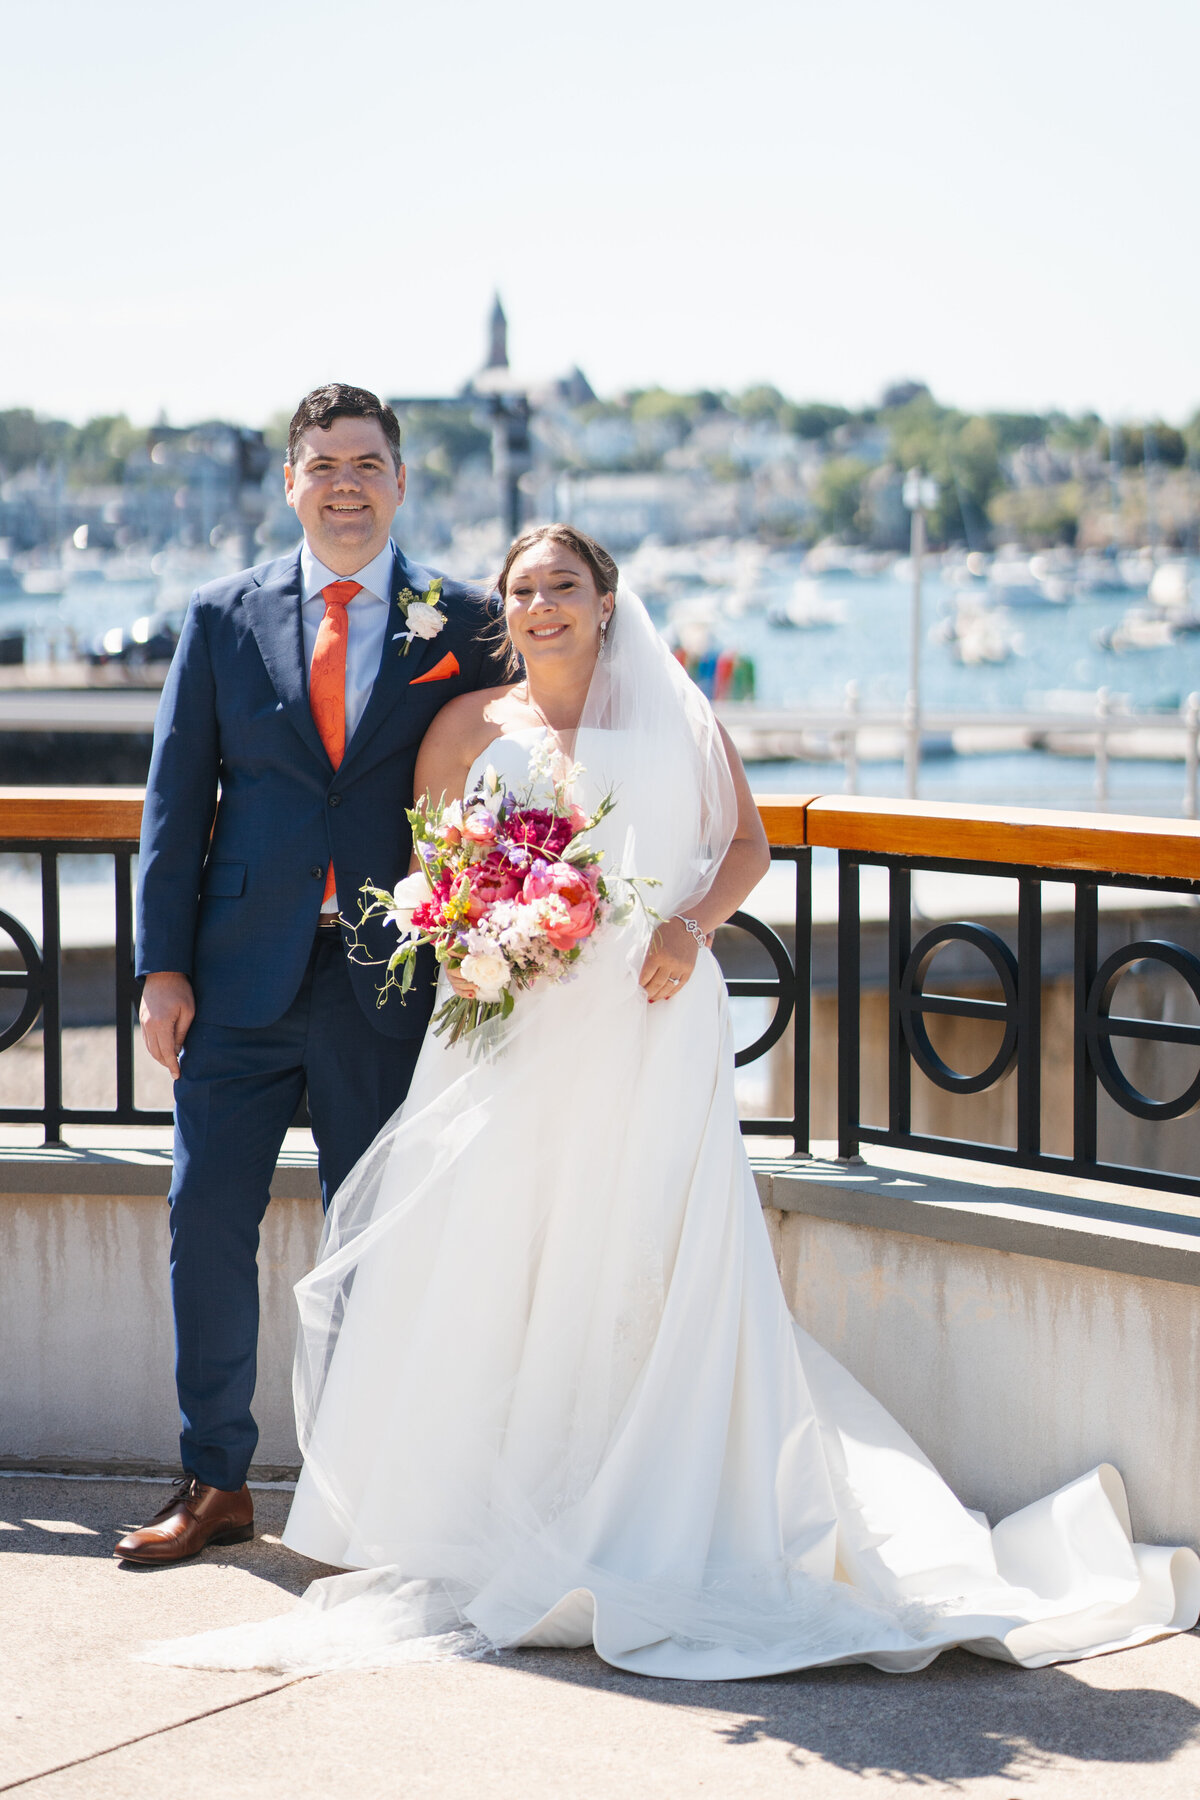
top-left (982, 413), bottom-right (1048, 454)
top-left (573, 399), bottom-right (628, 424)
top-left (1103, 424), bottom-right (1188, 469)
top-left (1144, 424), bottom-right (1187, 468)
top-left (882, 399), bottom-right (1004, 544)
top-left (988, 481), bottom-right (1082, 546)
top-left (66, 415), bottom-right (148, 486)
top-left (784, 402), bottom-right (852, 440)
top-left (1044, 411), bottom-right (1100, 452)
top-left (814, 457), bottom-right (871, 541)
top-left (735, 384), bottom-right (785, 423)
top-left (0, 408), bottom-right (68, 473)
top-left (880, 380), bottom-right (931, 410)
top-left (629, 388), bottom-right (702, 429)
top-left (0, 407), bottom-right (146, 483)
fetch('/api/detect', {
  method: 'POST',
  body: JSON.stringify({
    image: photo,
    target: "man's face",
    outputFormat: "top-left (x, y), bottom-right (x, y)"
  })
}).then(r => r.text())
top-left (284, 415), bottom-right (406, 573)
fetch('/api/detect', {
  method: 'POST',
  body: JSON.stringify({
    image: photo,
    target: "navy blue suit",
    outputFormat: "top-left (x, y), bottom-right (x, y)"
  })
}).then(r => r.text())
top-left (137, 543), bottom-right (506, 1488)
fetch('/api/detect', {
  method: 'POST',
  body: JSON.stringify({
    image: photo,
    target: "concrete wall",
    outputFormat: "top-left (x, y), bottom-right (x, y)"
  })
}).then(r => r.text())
top-left (764, 1203), bottom-right (1200, 1548)
top-left (3, 1156), bottom-right (1199, 1556)
top-left (0, 1186), bottom-right (321, 1477)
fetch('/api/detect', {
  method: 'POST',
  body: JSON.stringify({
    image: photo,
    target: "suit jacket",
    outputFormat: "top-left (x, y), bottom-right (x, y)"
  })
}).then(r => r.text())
top-left (135, 544), bottom-right (509, 1038)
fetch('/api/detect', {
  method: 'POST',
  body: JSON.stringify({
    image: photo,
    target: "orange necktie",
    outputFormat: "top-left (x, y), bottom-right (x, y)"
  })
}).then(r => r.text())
top-left (309, 580), bottom-right (362, 905)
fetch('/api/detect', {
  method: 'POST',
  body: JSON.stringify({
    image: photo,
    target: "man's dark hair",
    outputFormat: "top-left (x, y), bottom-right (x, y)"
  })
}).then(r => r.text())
top-left (287, 384), bottom-right (403, 472)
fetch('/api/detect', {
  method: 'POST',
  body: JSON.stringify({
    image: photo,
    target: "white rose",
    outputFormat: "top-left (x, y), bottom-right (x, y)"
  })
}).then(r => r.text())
top-left (406, 601), bottom-right (445, 640)
top-left (385, 870), bottom-right (430, 933)
top-left (459, 950), bottom-right (511, 1003)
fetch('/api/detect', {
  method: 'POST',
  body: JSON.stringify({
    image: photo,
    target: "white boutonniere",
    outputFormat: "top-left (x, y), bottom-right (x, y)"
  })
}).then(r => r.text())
top-left (393, 576), bottom-right (447, 655)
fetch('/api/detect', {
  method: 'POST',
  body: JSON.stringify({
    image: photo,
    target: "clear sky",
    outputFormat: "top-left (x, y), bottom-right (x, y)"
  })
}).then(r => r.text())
top-left (4, 0), bottom-right (1197, 427)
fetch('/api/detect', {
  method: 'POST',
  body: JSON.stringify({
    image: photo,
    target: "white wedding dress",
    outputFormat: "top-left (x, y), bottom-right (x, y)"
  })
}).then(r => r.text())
top-left (148, 594), bottom-right (1200, 1680)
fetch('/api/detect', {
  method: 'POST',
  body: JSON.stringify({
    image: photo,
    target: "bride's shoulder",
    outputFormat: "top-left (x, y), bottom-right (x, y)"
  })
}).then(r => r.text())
top-left (415, 685), bottom-right (528, 791)
top-left (422, 684), bottom-right (521, 753)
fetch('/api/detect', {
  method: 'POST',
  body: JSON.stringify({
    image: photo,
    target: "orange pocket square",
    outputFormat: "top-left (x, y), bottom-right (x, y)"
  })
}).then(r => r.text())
top-left (409, 651), bottom-right (460, 685)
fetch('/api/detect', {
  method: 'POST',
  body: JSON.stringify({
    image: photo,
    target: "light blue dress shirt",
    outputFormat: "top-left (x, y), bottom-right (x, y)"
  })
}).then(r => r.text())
top-left (300, 536), bottom-right (395, 911)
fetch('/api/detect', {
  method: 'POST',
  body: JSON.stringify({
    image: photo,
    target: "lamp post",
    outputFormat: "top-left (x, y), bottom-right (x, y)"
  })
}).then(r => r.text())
top-left (902, 468), bottom-right (938, 799)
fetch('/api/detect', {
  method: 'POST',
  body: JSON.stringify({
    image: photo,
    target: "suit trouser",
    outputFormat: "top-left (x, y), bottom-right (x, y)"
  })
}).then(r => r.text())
top-left (167, 930), bottom-right (422, 1491)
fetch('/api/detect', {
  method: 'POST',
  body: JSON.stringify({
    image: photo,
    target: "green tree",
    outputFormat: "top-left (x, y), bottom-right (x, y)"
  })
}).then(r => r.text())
top-left (1046, 412), bottom-right (1102, 453)
top-left (629, 388), bottom-right (700, 430)
top-left (982, 412), bottom-right (1047, 454)
top-left (989, 482), bottom-right (1082, 546)
top-left (814, 457), bottom-right (871, 541)
top-left (884, 398), bottom-right (1004, 545)
top-left (66, 415), bottom-right (147, 485)
top-left (784, 401), bottom-right (852, 441)
top-left (0, 408), bottom-right (63, 473)
top-left (735, 384), bottom-right (785, 423)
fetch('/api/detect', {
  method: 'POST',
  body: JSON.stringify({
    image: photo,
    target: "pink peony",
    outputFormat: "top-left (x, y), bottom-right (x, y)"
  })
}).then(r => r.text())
top-left (520, 859), bottom-right (555, 903)
top-left (539, 864), bottom-right (599, 950)
top-left (461, 806), bottom-right (498, 846)
top-left (465, 851), bottom-right (524, 920)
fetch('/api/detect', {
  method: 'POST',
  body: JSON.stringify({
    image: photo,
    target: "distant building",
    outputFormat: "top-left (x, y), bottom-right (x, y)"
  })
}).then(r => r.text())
top-left (486, 293), bottom-right (509, 371)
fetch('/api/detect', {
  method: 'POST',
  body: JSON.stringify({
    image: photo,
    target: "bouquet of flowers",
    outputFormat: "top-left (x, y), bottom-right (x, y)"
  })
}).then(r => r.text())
top-left (355, 743), bottom-right (648, 1047)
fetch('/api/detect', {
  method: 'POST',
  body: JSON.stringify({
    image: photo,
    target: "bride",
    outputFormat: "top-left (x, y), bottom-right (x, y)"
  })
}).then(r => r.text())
top-left (151, 524), bottom-right (1200, 1678)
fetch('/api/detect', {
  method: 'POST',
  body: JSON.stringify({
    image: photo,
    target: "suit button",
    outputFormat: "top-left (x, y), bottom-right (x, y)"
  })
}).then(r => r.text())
top-left (328, 794), bottom-right (342, 807)
top-left (310, 866), bottom-right (323, 879)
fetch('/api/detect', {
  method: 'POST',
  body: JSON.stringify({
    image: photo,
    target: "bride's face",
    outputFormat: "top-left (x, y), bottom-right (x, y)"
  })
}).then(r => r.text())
top-left (504, 543), bottom-right (614, 672)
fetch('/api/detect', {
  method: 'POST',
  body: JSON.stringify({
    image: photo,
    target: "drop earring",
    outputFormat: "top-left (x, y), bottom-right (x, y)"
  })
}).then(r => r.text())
top-left (598, 615), bottom-right (609, 655)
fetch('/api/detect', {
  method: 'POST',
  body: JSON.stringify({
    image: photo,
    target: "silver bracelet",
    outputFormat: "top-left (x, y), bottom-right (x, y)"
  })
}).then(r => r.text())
top-left (676, 915), bottom-right (706, 949)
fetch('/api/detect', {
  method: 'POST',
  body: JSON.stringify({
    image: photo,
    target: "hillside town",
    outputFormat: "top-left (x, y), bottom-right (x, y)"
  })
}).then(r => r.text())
top-left (1, 299), bottom-right (1197, 596)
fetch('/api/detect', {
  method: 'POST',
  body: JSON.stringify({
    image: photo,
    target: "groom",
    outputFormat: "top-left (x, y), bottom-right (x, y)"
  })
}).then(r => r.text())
top-left (117, 383), bottom-right (508, 1565)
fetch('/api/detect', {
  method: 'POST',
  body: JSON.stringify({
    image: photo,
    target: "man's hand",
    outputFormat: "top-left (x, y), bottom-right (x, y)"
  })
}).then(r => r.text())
top-left (139, 972), bottom-right (196, 1079)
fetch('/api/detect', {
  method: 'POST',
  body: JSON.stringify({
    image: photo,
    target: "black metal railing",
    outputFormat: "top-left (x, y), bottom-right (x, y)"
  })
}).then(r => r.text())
top-left (7, 801), bottom-right (1200, 1197)
top-left (722, 845), bottom-right (810, 1153)
top-left (0, 842), bottom-right (170, 1140)
top-left (836, 848), bottom-right (1200, 1200)
top-left (0, 836), bottom-right (811, 1150)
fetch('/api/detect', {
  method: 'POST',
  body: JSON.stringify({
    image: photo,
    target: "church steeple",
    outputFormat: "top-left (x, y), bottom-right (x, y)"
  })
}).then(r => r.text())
top-left (486, 293), bottom-right (509, 371)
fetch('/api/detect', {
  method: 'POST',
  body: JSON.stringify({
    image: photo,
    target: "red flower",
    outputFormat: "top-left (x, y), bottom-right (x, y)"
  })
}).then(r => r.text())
top-left (465, 850), bottom-right (524, 920)
top-left (506, 808), bottom-right (577, 857)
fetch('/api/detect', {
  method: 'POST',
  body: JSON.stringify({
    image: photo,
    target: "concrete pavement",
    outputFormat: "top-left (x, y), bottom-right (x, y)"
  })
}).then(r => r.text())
top-left (4, 1474), bottom-right (1200, 1798)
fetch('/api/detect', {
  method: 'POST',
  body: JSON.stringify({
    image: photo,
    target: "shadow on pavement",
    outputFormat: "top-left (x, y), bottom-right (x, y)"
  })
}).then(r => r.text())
top-left (497, 1641), bottom-right (1200, 1786)
top-left (5, 1477), bottom-right (1199, 1787)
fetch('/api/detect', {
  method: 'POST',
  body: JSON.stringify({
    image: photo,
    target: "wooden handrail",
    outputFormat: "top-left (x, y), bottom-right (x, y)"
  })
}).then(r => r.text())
top-left (756, 797), bottom-right (817, 847)
top-left (2, 788), bottom-right (1200, 881)
top-left (805, 796), bottom-right (1200, 881)
top-left (0, 787), bottom-right (147, 840)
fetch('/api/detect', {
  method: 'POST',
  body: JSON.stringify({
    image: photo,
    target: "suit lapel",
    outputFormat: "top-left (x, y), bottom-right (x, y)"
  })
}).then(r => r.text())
top-left (242, 551), bottom-right (330, 769)
top-left (342, 547), bottom-right (438, 767)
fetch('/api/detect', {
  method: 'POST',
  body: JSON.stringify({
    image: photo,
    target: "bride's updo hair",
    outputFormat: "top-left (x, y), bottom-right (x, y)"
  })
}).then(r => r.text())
top-left (491, 523), bottom-right (619, 676)
top-left (497, 523), bottom-right (619, 604)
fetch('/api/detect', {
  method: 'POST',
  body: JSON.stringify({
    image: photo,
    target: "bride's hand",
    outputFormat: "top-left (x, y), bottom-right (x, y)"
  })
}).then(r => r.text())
top-left (639, 917), bottom-right (699, 1003)
top-left (446, 967), bottom-right (478, 1000)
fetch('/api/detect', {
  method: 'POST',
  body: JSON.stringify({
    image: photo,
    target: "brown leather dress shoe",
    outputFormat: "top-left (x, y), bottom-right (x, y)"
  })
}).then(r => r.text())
top-left (114, 1474), bottom-right (254, 1565)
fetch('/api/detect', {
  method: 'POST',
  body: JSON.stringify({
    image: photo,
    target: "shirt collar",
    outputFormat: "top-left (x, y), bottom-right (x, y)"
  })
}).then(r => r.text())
top-left (300, 537), bottom-right (395, 606)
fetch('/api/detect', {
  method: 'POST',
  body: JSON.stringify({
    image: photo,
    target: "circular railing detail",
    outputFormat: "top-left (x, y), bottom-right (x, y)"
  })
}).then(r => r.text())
top-left (0, 908), bottom-right (44, 1053)
top-left (1085, 940), bottom-right (1200, 1122)
top-left (722, 910), bottom-right (796, 1069)
top-left (899, 922), bottom-right (1019, 1095)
